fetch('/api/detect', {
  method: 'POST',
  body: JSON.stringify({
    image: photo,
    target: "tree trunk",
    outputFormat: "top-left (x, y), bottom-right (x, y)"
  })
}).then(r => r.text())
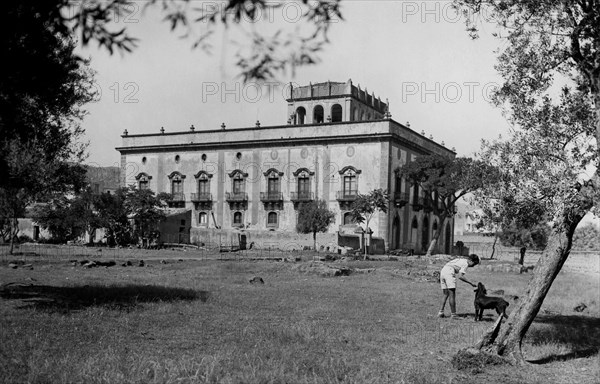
top-left (476, 203), bottom-right (590, 364)
top-left (426, 214), bottom-right (447, 256)
top-left (9, 217), bottom-right (18, 255)
top-left (313, 231), bottom-right (317, 251)
top-left (490, 232), bottom-right (499, 259)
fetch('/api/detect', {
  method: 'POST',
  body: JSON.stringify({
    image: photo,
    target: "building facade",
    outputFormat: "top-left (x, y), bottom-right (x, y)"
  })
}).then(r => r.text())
top-left (116, 80), bottom-right (456, 253)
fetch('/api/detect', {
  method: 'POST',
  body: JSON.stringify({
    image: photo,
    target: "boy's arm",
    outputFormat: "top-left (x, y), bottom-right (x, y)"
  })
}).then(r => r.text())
top-left (459, 276), bottom-right (476, 287)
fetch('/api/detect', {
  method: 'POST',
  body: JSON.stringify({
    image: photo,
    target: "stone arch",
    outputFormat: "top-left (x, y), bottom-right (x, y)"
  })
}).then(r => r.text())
top-left (296, 106), bottom-right (306, 125)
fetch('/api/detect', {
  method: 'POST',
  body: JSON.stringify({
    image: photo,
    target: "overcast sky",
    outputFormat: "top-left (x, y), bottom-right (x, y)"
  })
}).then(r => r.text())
top-left (78, 1), bottom-right (510, 168)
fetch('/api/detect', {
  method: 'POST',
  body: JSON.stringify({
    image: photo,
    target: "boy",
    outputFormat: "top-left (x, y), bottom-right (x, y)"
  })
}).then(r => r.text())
top-left (438, 254), bottom-right (479, 319)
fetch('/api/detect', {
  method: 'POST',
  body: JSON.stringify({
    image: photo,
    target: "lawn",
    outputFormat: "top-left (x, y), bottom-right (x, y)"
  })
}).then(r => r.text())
top-left (0, 251), bottom-right (598, 384)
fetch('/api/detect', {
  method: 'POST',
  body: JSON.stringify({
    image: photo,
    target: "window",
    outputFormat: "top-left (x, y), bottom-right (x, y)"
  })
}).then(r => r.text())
top-left (233, 175), bottom-right (245, 194)
top-left (233, 211), bottom-right (243, 226)
top-left (313, 105), bottom-right (324, 123)
top-left (267, 212), bottom-right (278, 227)
top-left (343, 175), bottom-right (357, 197)
top-left (172, 176), bottom-right (183, 195)
top-left (331, 104), bottom-right (343, 122)
top-left (337, 166), bottom-right (361, 202)
top-left (198, 178), bottom-right (209, 194)
top-left (167, 172), bottom-right (186, 204)
top-left (298, 176), bottom-right (310, 197)
top-left (135, 173), bottom-right (152, 190)
top-left (199, 212), bottom-right (208, 226)
top-left (412, 183), bottom-right (420, 205)
top-left (267, 175), bottom-right (280, 195)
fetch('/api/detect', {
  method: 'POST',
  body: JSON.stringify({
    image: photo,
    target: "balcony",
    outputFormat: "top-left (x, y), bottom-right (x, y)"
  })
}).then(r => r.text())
top-left (170, 192), bottom-right (185, 202)
top-left (260, 192), bottom-right (283, 202)
top-left (393, 192), bottom-right (410, 207)
top-left (412, 197), bottom-right (423, 211)
top-left (225, 192), bottom-right (248, 202)
top-left (336, 190), bottom-right (358, 201)
top-left (290, 191), bottom-right (314, 202)
top-left (191, 192), bottom-right (212, 202)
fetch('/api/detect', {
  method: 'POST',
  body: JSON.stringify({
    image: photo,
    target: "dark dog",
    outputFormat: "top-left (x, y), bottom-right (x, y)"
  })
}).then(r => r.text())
top-left (474, 282), bottom-right (509, 321)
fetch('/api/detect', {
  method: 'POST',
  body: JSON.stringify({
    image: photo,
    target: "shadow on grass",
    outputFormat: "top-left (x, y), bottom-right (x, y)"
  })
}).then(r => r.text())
top-left (527, 314), bottom-right (600, 364)
top-left (0, 283), bottom-right (209, 311)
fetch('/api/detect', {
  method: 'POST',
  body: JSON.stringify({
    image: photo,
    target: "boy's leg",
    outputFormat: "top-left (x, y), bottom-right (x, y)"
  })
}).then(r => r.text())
top-left (448, 288), bottom-right (456, 315)
top-left (439, 289), bottom-right (449, 313)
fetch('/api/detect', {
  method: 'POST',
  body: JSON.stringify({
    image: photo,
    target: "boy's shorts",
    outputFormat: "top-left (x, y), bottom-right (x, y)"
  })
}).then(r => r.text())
top-left (440, 265), bottom-right (456, 290)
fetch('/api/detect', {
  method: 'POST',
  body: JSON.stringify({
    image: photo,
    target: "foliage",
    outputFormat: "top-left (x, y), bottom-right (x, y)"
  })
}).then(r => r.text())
top-left (94, 188), bottom-right (133, 246)
top-left (31, 189), bottom-right (99, 244)
top-left (8, 0), bottom-right (342, 83)
top-left (499, 222), bottom-right (550, 250)
top-left (572, 223), bottom-right (600, 250)
top-left (399, 155), bottom-right (498, 219)
top-left (124, 187), bottom-right (170, 245)
top-left (1, 2), bottom-right (96, 252)
top-left (296, 200), bottom-right (335, 249)
top-left (452, 0), bottom-right (600, 360)
top-left (348, 189), bottom-right (389, 228)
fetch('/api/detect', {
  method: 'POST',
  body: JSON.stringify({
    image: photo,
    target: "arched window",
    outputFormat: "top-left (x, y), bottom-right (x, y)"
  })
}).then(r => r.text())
top-left (411, 217), bottom-right (419, 228)
top-left (313, 105), bottom-right (324, 124)
top-left (233, 211), bottom-right (243, 227)
top-left (199, 212), bottom-right (208, 226)
top-left (296, 107), bottom-right (306, 125)
top-left (360, 111), bottom-right (366, 121)
top-left (331, 104), bottom-right (343, 122)
top-left (354, 108), bottom-right (360, 121)
top-left (167, 172), bottom-right (186, 203)
top-left (267, 212), bottom-right (278, 227)
top-left (135, 173), bottom-right (152, 190)
top-left (194, 171), bottom-right (213, 201)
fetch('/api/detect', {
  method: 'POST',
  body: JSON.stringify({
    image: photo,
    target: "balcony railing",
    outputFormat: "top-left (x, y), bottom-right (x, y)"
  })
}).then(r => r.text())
top-left (225, 192), bottom-right (248, 202)
top-left (336, 190), bottom-right (358, 201)
top-left (170, 192), bottom-right (185, 202)
top-left (290, 191), bottom-right (314, 202)
top-left (260, 192), bottom-right (283, 202)
top-left (393, 192), bottom-right (410, 207)
top-left (191, 192), bottom-right (212, 202)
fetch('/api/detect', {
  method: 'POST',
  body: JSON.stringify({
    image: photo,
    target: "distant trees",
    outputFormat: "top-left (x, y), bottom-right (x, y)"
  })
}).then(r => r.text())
top-left (398, 155), bottom-right (498, 256)
top-left (296, 200), bottom-right (336, 251)
top-left (573, 224), bottom-right (600, 251)
top-left (31, 186), bottom-right (169, 247)
top-left (348, 189), bottom-right (389, 258)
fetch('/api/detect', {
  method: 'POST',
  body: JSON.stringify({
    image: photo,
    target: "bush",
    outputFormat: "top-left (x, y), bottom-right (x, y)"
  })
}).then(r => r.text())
top-left (573, 223), bottom-right (600, 250)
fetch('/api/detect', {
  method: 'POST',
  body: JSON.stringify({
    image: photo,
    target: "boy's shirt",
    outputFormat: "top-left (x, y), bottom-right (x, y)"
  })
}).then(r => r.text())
top-left (444, 258), bottom-right (469, 276)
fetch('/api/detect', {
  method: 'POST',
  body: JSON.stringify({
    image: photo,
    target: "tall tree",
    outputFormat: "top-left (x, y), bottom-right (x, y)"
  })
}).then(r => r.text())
top-left (398, 155), bottom-right (498, 256)
top-left (453, 0), bottom-right (599, 363)
top-left (125, 187), bottom-right (170, 247)
top-left (1, 2), bottom-right (97, 252)
top-left (348, 189), bottom-right (389, 259)
top-left (296, 200), bottom-right (336, 251)
top-left (94, 188), bottom-right (132, 247)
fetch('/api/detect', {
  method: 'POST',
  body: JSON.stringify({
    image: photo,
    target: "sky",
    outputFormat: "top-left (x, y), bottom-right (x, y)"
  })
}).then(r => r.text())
top-left (78, 0), bottom-right (511, 168)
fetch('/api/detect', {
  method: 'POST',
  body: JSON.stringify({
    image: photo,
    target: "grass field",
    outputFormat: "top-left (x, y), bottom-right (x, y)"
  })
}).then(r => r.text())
top-left (0, 252), bottom-right (598, 383)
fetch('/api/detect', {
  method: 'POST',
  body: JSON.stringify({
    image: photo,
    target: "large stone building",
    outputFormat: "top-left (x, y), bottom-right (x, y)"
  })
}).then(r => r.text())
top-left (116, 80), bottom-right (456, 253)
